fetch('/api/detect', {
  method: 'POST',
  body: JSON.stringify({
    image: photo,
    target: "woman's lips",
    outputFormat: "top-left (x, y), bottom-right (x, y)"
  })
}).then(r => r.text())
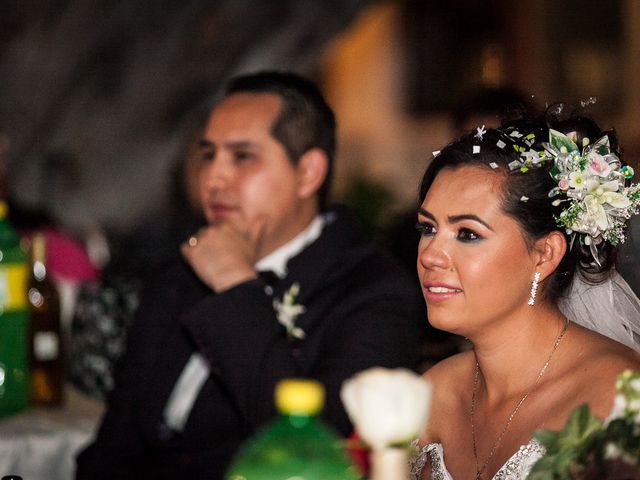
top-left (422, 282), bottom-right (463, 302)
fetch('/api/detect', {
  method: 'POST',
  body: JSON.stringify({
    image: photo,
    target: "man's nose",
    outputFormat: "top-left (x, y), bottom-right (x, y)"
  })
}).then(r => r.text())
top-left (201, 157), bottom-right (231, 190)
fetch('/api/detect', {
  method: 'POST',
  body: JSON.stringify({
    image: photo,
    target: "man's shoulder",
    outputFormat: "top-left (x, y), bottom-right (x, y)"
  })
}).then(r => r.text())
top-left (304, 206), bottom-right (416, 287)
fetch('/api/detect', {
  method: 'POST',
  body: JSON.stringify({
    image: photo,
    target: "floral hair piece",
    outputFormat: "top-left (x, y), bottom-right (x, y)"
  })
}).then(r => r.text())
top-left (543, 129), bottom-right (640, 264)
top-left (486, 126), bottom-right (640, 264)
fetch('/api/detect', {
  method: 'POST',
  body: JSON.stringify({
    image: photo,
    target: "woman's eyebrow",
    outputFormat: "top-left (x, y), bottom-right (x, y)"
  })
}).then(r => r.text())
top-left (418, 208), bottom-right (494, 231)
top-left (417, 207), bottom-right (436, 222)
top-left (448, 214), bottom-right (494, 231)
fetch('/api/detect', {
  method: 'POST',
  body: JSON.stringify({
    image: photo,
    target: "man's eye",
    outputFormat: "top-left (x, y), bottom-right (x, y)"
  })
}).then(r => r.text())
top-left (200, 149), bottom-right (215, 162)
top-left (234, 151), bottom-right (254, 162)
top-left (415, 222), bottom-right (436, 237)
top-left (458, 228), bottom-right (482, 242)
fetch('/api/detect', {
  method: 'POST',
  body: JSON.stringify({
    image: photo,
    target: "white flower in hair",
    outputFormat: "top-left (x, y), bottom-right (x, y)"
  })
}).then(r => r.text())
top-left (587, 151), bottom-right (613, 177)
top-left (543, 129), bottom-right (640, 262)
top-left (568, 171), bottom-right (587, 189)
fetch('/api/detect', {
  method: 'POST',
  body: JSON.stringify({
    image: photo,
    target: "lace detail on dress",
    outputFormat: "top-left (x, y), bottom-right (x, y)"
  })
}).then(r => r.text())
top-left (493, 440), bottom-right (546, 479)
top-left (409, 441), bottom-right (451, 480)
top-left (409, 440), bottom-right (429, 480)
top-left (408, 439), bottom-right (546, 480)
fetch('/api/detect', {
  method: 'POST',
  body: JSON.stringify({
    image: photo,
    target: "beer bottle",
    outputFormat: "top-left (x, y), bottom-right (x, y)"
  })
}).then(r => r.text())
top-left (28, 231), bottom-right (63, 405)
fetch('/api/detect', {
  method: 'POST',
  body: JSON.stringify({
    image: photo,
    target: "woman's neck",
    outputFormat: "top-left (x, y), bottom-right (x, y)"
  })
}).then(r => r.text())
top-left (470, 303), bottom-right (569, 404)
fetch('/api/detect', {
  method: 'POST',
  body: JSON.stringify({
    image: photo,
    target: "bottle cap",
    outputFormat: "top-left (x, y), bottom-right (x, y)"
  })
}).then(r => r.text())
top-left (275, 379), bottom-right (324, 416)
top-left (32, 231), bottom-right (46, 263)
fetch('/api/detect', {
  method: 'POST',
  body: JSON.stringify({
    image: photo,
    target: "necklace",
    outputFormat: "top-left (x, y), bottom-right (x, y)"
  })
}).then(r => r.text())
top-left (470, 319), bottom-right (570, 480)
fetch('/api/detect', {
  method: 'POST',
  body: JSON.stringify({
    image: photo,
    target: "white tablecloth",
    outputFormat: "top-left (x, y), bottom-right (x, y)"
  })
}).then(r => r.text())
top-left (0, 386), bottom-right (104, 480)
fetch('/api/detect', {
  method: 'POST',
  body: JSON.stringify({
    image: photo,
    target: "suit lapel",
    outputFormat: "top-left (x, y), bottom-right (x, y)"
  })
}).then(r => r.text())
top-left (274, 208), bottom-right (372, 337)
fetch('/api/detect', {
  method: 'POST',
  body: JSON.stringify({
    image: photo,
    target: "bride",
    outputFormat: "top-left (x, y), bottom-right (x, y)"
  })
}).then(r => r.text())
top-left (410, 114), bottom-right (640, 479)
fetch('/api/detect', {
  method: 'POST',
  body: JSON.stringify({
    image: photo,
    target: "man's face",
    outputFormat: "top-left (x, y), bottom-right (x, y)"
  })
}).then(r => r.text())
top-left (198, 93), bottom-right (314, 258)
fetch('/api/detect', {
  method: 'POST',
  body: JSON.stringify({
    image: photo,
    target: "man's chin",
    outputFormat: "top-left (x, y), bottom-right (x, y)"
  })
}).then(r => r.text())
top-left (207, 217), bottom-right (226, 226)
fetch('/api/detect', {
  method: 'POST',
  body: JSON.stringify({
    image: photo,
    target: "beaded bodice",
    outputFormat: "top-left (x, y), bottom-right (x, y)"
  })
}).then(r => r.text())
top-left (409, 439), bottom-right (546, 480)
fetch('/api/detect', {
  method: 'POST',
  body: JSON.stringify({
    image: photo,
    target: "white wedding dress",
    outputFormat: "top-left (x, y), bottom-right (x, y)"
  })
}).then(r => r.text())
top-left (408, 439), bottom-right (546, 480)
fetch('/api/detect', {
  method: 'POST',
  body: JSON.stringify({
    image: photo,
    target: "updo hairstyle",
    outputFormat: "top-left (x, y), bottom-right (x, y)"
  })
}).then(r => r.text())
top-left (419, 113), bottom-right (622, 303)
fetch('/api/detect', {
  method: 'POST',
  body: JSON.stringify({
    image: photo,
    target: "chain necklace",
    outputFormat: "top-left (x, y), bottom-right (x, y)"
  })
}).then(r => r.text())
top-left (470, 319), bottom-right (570, 480)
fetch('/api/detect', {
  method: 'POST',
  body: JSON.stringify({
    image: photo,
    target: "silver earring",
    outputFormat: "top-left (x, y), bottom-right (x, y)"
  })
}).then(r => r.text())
top-left (528, 272), bottom-right (541, 306)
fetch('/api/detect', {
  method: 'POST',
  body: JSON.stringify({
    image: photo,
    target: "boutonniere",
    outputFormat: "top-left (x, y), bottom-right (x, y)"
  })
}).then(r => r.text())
top-left (273, 282), bottom-right (306, 340)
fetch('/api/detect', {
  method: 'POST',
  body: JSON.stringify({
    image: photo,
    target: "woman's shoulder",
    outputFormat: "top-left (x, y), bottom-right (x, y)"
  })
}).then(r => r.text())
top-left (561, 323), bottom-right (640, 418)
top-left (568, 323), bottom-right (640, 369)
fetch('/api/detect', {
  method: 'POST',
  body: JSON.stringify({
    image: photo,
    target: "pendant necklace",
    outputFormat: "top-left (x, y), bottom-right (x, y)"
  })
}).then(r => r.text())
top-left (470, 319), bottom-right (570, 480)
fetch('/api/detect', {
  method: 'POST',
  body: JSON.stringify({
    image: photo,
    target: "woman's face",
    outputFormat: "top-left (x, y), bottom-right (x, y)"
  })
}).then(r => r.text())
top-left (417, 165), bottom-right (537, 337)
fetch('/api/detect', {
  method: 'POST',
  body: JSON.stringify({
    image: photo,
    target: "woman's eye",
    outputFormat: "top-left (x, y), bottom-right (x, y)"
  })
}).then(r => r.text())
top-left (458, 228), bottom-right (482, 242)
top-left (415, 222), bottom-right (436, 237)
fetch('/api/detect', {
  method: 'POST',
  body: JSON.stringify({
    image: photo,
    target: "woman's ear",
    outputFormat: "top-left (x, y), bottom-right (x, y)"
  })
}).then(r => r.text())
top-left (533, 231), bottom-right (567, 281)
top-left (296, 148), bottom-right (328, 199)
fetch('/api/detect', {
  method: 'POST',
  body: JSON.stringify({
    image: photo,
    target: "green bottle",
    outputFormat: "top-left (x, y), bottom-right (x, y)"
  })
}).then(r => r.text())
top-left (226, 379), bottom-right (361, 480)
top-left (0, 201), bottom-right (29, 417)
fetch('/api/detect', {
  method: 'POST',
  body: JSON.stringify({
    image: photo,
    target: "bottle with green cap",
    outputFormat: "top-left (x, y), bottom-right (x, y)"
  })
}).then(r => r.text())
top-left (0, 200), bottom-right (30, 417)
top-left (226, 378), bottom-right (361, 480)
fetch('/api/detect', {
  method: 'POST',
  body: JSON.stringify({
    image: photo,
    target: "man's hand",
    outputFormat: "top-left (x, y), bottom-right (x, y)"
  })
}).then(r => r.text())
top-left (181, 214), bottom-right (267, 292)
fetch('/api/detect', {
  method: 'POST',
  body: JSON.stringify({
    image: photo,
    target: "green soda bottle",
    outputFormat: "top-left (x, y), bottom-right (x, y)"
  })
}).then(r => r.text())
top-left (0, 201), bottom-right (29, 417)
top-left (226, 379), bottom-right (361, 480)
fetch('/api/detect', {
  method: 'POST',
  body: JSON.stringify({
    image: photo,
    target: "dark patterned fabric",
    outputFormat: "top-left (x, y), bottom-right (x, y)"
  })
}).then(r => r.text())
top-left (70, 277), bottom-right (140, 400)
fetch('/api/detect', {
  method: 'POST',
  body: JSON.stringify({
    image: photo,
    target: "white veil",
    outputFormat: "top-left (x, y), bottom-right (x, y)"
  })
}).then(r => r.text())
top-left (558, 270), bottom-right (640, 351)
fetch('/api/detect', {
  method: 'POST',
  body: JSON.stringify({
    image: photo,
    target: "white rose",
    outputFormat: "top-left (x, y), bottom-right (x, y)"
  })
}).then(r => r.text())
top-left (340, 367), bottom-right (432, 450)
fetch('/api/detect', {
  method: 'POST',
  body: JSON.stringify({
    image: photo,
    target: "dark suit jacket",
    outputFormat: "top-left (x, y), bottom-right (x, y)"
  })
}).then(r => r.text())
top-left (76, 206), bottom-right (426, 479)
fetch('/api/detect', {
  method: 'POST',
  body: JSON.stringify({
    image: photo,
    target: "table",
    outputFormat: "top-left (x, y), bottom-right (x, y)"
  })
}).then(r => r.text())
top-left (0, 386), bottom-right (104, 480)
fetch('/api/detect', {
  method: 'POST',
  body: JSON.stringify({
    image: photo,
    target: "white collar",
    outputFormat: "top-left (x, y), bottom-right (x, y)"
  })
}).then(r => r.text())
top-left (254, 215), bottom-right (325, 278)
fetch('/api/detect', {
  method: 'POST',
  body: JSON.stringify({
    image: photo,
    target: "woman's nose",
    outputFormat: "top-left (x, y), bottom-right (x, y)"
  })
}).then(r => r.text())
top-left (417, 235), bottom-right (451, 271)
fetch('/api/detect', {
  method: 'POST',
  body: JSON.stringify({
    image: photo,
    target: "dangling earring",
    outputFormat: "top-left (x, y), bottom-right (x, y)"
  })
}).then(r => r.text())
top-left (528, 272), bottom-right (541, 306)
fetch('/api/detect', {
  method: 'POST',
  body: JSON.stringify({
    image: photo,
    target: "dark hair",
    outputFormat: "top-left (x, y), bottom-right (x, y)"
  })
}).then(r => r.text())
top-left (419, 113), bottom-right (621, 302)
top-left (453, 86), bottom-right (533, 133)
top-left (224, 71), bottom-right (336, 210)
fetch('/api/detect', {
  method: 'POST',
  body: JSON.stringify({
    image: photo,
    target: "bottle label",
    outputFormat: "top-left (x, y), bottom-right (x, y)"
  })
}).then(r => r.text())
top-left (34, 331), bottom-right (59, 361)
top-left (0, 265), bottom-right (27, 311)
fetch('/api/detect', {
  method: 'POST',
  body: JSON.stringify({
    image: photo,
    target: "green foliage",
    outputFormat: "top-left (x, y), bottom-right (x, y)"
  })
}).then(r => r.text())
top-left (529, 405), bottom-right (602, 479)
top-left (530, 371), bottom-right (640, 478)
top-left (549, 129), bottom-right (579, 155)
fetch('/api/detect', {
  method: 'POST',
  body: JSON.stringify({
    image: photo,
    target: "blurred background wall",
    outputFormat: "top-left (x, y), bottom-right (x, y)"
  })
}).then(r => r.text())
top-left (1, 0), bottom-right (639, 247)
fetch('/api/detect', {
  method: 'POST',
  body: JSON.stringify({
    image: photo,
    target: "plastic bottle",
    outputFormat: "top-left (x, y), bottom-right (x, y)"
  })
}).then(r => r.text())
top-left (226, 379), bottom-right (361, 480)
top-left (0, 200), bottom-right (29, 417)
top-left (28, 231), bottom-right (63, 405)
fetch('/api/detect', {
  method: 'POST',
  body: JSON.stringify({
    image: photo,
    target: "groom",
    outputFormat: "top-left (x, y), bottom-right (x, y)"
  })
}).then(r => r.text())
top-left (76, 71), bottom-right (426, 479)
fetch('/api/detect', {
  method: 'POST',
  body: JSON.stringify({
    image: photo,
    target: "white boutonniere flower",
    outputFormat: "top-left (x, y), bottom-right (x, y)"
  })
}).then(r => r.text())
top-left (273, 282), bottom-right (306, 340)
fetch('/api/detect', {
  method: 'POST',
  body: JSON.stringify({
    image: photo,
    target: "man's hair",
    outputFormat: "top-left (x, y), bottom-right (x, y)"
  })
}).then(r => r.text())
top-left (224, 71), bottom-right (336, 210)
